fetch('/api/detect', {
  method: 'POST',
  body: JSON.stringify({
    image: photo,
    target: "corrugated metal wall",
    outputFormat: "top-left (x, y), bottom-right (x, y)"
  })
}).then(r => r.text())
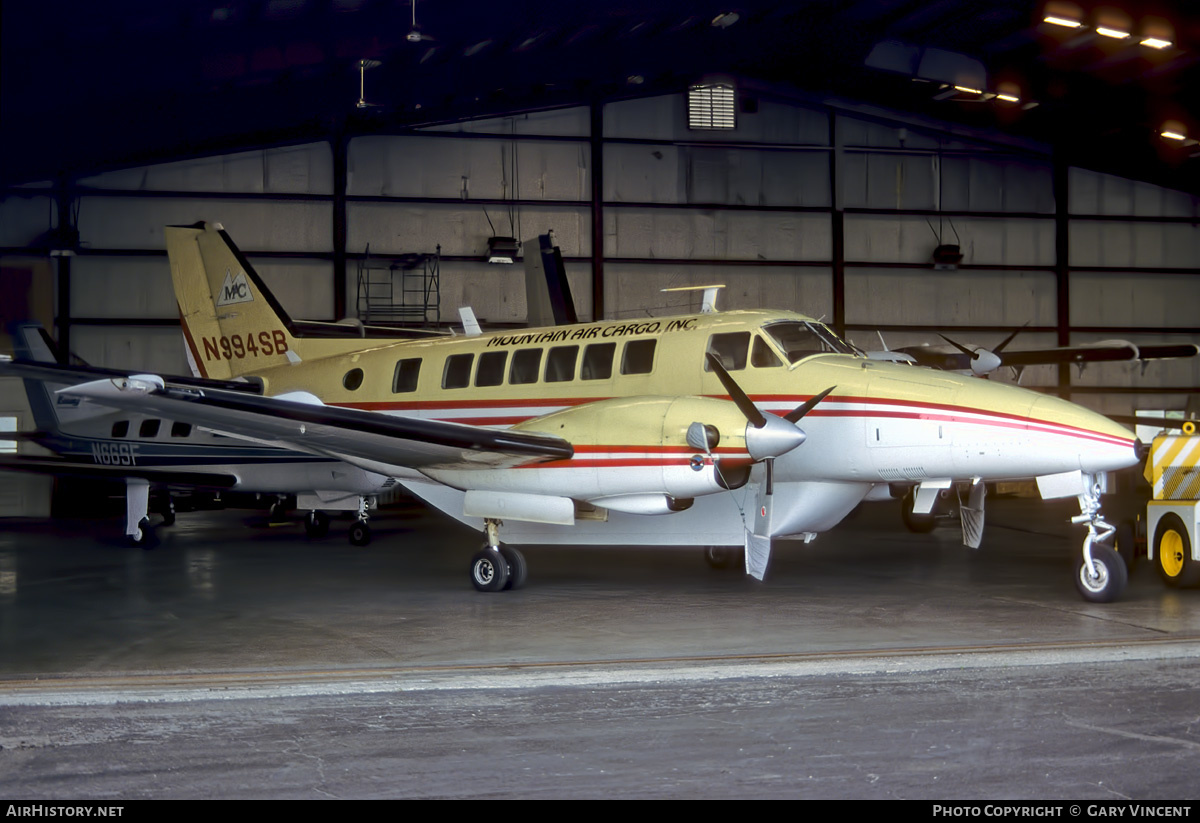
top-left (1, 90), bottom-right (1196, 419)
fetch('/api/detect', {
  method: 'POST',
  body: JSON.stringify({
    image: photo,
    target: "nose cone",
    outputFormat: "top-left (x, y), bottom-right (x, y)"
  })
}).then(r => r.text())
top-left (1030, 394), bottom-right (1139, 474)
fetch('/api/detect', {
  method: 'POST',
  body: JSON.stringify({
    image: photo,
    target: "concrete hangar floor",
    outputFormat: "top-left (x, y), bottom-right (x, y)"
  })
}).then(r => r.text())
top-left (2, 495), bottom-right (1200, 800)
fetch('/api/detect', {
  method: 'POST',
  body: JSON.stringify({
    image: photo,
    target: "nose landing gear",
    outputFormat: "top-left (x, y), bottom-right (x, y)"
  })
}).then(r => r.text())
top-left (1072, 475), bottom-right (1128, 603)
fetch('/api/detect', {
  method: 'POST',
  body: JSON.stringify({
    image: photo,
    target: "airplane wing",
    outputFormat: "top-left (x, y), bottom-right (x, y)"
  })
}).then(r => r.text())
top-left (0, 454), bottom-right (239, 488)
top-left (59, 376), bottom-right (574, 475)
top-left (893, 340), bottom-right (1198, 373)
top-left (0, 356), bottom-right (264, 394)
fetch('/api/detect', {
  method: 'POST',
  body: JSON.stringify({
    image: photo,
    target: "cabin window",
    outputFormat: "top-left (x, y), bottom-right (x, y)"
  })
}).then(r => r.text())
top-left (111, 420), bottom-right (129, 438)
top-left (621, 339), bottom-right (657, 375)
top-left (475, 351), bottom-right (507, 387)
top-left (509, 348), bottom-right (543, 385)
top-left (581, 342), bottom-right (615, 380)
top-left (392, 358), bottom-right (421, 393)
top-left (545, 346), bottom-right (578, 383)
top-left (443, 353), bottom-right (474, 389)
top-left (171, 421), bottom-right (192, 438)
top-left (139, 419), bottom-right (161, 438)
top-left (705, 332), bottom-right (750, 371)
top-left (343, 368), bottom-right (364, 391)
top-left (751, 336), bottom-right (782, 368)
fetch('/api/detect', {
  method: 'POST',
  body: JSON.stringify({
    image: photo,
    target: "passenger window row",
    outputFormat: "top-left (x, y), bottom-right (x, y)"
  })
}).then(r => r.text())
top-left (441, 339), bottom-right (656, 390)
top-left (110, 420), bottom-right (193, 438)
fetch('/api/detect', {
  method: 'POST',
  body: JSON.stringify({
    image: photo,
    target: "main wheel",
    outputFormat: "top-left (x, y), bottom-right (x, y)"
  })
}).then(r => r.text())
top-left (348, 519), bottom-right (372, 547)
top-left (703, 545), bottom-right (744, 570)
top-left (1075, 543), bottom-right (1128, 603)
top-left (129, 518), bottom-right (156, 550)
top-left (470, 547), bottom-right (509, 592)
top-left (499, 545), bottom-right (527, 590)
top-left (1155, 513), bottom-right (1200, 588)
top-left (901, 490), bottom-right (937, 533)
top-left (304, 510), bottom-right (330, 539)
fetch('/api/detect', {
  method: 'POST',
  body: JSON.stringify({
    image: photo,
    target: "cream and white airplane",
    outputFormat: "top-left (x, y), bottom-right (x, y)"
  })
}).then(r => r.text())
top-left (61, 222), bottom-right (1140, 601)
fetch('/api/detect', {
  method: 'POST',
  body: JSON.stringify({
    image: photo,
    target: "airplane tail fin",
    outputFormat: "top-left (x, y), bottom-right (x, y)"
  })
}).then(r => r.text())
top-left (8, 322), bottom-right (94, 434)
top-left (165, 222), bottom-right (301, 380)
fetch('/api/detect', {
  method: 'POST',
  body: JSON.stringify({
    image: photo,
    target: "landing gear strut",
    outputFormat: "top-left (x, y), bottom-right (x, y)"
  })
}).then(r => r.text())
top-left (349, 496), bottom-right (372, 547)
top-left (470, 518), bottom-right (527, 592)
top-left (304, 510), bottom-right (330, 538)
top-left (1072, 474), bottom-right (1128, 603)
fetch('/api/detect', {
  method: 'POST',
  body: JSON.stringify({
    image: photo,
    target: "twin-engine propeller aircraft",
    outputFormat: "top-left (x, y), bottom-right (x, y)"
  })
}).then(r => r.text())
top-left (0, 324), bottom-right (396, 546)
top-left (60, 222), bottom-right (1140, 601)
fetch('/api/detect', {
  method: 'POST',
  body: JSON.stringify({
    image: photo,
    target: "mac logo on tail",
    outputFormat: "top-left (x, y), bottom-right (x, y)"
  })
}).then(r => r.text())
top-left (216, 269), bottom-right (253, 306)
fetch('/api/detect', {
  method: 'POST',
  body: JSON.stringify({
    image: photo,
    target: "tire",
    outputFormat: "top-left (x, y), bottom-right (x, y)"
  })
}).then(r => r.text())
top-left (471, 547), bottom-right (509, 592)
top-left (348, 520), bottom-right (372, 547)
top-left (703, 545), bottom-right (744, 570)
top-left (499, 545), bottom-right (527, 590)
top-left (304, 511), bottom-right (330, 539)
top-left (1075, 543), bottom-right (1128, 603)
top-left (1155, 513), bottom-right (1200, 588)
top-left (901, 490), bottom-right (937, 534)
top-left (130, 518), bottom-right (156, 550)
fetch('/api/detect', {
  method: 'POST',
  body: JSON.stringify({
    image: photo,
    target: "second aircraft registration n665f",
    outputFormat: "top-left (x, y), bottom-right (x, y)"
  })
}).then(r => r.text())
top-left (63, 222), bottom-right (1140, 601)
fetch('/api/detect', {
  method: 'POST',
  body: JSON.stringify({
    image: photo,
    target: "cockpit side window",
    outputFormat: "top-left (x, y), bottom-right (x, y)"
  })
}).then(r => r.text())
top-left (704, 332), bottom-right (750, 371)
top-left (763, 322), bottom-right (855, 363)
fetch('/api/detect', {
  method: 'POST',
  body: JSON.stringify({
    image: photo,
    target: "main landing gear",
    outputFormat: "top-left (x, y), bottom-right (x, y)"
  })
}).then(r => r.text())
top-left (302, 496), bottom-right (373, 546)
top-left (470, 519), bottom-right (527, 592)
top-left (1072, 475), bottom-right (1128, 603)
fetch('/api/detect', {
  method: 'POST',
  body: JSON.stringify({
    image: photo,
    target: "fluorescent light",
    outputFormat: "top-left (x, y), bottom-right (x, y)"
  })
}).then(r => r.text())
top-left (1043, 15), bottom-right (1083, 28)
top-left (1161, 130), bottom-right (1187, 141)
top-left (1096, 27), bottom-right (1130, 39)
top-left (1141, 37), bottom-right (1172, 49)
top-left (953, 85), bottom-right (982, 95)
top-left (996, 93), bottom-right (1020, 103)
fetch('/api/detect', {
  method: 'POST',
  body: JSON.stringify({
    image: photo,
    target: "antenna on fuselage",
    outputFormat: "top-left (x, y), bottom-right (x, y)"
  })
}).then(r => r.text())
top-left (660, 284), bottom-right (725, 313)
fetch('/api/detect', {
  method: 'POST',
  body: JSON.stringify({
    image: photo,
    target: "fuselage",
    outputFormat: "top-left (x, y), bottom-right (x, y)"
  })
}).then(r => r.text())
top-left (225, 309), bottom-right (1137, 490)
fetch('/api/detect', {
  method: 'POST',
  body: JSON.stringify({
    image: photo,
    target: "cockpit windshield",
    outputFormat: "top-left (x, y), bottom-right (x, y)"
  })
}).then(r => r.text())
top-left (762, 321), bottom-right (857, 363)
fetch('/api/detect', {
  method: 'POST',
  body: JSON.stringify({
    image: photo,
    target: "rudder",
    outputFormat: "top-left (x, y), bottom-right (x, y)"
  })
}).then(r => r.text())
top-left (166, 222), bottom-right (301, 380)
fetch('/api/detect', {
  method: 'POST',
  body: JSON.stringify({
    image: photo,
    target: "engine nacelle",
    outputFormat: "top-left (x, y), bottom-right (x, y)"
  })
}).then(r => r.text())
top-left (421, 396), bottom-right (755, 508)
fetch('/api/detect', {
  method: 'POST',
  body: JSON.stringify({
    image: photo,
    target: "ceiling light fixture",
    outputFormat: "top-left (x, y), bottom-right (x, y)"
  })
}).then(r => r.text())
top-left (711, 12), bottom-right (740, 29)
top-left (1043, 15), bottom-right (1083, 28)
top-left (996, 93), bottom-right (1020, 103)
top-left (954, 85), bottom-right (983, 95)
top-left (486, 236), bottom-right (520, 264)
top-left (1096, 27), bottom-right (1130, 39)
top-left (1161, 130), bottom-right (1187, 141)
top-left (1140, 37), bottom-right (1172, 49)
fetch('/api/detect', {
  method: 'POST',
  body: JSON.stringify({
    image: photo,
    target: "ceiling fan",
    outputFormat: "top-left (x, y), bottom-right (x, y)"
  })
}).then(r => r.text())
top-left (407, 0), bottom-right (435, 43)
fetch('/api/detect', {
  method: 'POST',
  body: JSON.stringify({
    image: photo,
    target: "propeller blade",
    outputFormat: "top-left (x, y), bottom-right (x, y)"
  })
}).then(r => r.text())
top-left (937, 333), bottom-right (975, 358)
top-left (784, 386), bottom-right (836, 424)
top-left (992, 323), bottom-right (1028, 354)
top-left (706, 352), bottom-right (766, 428)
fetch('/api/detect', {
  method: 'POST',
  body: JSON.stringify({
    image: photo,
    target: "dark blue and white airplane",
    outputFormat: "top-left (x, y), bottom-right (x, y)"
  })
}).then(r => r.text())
top-left (0, 324), bottom-right (392, 546)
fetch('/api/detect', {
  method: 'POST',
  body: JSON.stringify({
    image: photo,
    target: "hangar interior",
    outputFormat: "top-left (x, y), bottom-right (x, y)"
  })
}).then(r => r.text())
top-left (1, 2), bottom-right (1198, 516)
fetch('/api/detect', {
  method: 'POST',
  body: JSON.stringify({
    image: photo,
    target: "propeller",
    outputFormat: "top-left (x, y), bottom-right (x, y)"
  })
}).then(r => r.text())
top-left (703, 352), bottom-right (836, 580)
top-left (704, 352), bottom-right (832, 461)
top-left (937, 324), bottom-right (1026, 376)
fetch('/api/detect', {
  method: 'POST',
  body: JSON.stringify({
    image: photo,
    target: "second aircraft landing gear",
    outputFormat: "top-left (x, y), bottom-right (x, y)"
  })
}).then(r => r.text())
top-left (470, 519), bottom-right (527, 592)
